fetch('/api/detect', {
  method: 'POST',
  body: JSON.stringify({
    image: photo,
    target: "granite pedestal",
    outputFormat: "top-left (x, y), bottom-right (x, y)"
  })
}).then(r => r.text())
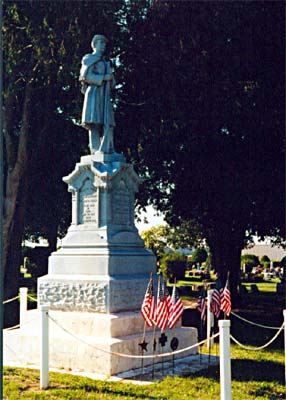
top-left (4, 151), bottom-right (198, 375)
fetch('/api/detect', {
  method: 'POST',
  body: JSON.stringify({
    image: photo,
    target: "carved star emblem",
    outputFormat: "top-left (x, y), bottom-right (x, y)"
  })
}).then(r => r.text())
top-left (159, 332), bottom-right (168, 347)
top-left (138, 339), bottom-right (148, 352)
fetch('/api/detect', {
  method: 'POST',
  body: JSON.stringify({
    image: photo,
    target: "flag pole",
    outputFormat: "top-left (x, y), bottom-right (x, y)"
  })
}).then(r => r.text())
top-left (173, 278), bottom-right (176, 373)
top-left (152, 274), bottom-right (160, 379)
top-left (152, 324), bottom-right (156, 379)
top-left (140, 322), bottom-right (146, 375)
top-left (224, 271), bottom-right (230, 320)
top-left (139, 272), bottom-right (153, 378)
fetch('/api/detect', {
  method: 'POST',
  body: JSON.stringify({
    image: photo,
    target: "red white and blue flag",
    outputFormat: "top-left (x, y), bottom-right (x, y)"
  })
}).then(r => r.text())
top-left (168, 284), bottom-right (184, 329)
top-left (210, 279), bottom-right (222, 318)
top-left (141, 275), bottom-right (156, 327)
top-left (162, 277), bottom-right (172, 312)
top-left (156, 276), bottom-right (170, 331)
top-left (220, 276), bottom-right (231, 316)
top-left (197, 288), bottom-right (207, 323)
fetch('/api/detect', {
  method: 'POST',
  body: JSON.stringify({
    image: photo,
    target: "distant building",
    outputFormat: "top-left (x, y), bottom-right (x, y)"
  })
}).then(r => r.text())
top-left (242, 244), bottom-right (286, 261)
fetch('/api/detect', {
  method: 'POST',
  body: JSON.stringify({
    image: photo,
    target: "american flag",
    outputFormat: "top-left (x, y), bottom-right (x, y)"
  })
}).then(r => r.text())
top-left (162, 277), bottom-right (172, 312)
top-left (168, 284), bottom-right (184, 329)
top-left (197, 288), bottom-right (206, 322)
top-left (141, 275), bottom-right (156, 327)
top-left (156, 277), bottom-right (169, 331)
top-left (210, 279), bottom-right (222, 318)
top-left (220, 276), bottom-right (231, 316)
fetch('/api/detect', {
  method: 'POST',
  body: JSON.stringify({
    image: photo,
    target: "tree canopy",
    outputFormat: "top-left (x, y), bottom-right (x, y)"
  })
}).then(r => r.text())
top-left (115, 1), bottom-right (285, 293)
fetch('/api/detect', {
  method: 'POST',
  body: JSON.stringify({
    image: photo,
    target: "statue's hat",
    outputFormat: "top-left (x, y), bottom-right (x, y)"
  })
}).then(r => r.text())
top-left (91, 34), bottom-right (108, 49)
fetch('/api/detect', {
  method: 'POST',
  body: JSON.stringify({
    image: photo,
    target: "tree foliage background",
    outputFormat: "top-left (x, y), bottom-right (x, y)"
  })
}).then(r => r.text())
top-left (3, 0), bottom-right (285, 324)
top-left (116, 0), bottom-right (285, 294)
top-left (2, 0), bottom-right (126, 324)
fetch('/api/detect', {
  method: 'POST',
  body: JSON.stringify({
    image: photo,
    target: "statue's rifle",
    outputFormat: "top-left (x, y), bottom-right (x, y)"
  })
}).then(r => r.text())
top-left (103, 61), bottom-right (111, 141)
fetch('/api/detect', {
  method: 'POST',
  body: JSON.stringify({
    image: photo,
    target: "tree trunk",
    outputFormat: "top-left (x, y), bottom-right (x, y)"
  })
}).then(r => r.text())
top-left (46, 223), bottom-right (58, 254)
top-left (207, 227), bottom-right (245, 307)
top-left (3, 85), bottom-right (32, 327)
top-left (3, 174), bottom-right (29, 327)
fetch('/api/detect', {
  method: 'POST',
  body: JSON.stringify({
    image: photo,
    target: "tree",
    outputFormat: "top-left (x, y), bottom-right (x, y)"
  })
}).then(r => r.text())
top-left (191, 248), bottom-right (208, 267)
top-left (163, 220), bottom-right (204, 251)
top-left (241, 254), bottom-right (260, 271)
top-left (260, 255), bottom-right (270, 269)
top-left (140, 225), bottom-right (168, 259)
top-left (160, 252), bottom-right (186, 281)
top-left (140, 221), bottom-right (202, 258)
top-left (3, 0), bottom-right (125, 325)
top-left (116, 1), bottom-right (285, 300)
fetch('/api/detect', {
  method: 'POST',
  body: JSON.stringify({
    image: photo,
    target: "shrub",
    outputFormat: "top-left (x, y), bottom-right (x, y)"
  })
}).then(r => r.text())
top-left (273, 261), bottom-right (281, 269)
top-left (260, 255), bottom-right (270, 263)
top-left (260, 255), bottom-right (270, 269)
top-left (241, 254), bottom-right (259, 271)
top-left (191, 248), bottom-right (208, 266)
top-left (160, 253), bottom-right (187, 281)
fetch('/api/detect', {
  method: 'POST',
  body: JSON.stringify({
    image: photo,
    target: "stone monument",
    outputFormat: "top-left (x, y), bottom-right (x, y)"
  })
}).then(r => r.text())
top-left (4, 35), bottom-right (197, 376)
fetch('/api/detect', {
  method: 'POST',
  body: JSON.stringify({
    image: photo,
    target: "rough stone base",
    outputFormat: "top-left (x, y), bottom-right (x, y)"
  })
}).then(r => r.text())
top-left (4, 309), bottom-right (198, 376)
top-left (38, 274), bottom-right (157, 313)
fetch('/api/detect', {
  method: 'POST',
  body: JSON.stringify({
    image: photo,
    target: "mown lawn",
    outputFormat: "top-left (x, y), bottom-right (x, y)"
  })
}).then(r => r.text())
top-left (3, 344), bottom-right (285, 399)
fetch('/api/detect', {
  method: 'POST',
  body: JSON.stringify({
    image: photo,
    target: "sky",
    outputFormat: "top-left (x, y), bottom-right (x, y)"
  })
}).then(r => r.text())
top-left (135, 205), bottom-right (165, 233)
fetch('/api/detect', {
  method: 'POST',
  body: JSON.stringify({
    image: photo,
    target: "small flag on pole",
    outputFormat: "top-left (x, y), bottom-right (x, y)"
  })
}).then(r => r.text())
top-left (141, 274), bottom-right (156, 327)
top-left (162, 277), bottom-right (172, 312)
top-left (220, 275), bottom-right (231, 316)
top-left (156, 276), bottom-right (169, 331)
top-left (168, 283), bottom-right (184, 329)
top-left (210, 278), bottom-right (222, 318)
top-left (197, 288), bottom-right (207, 322)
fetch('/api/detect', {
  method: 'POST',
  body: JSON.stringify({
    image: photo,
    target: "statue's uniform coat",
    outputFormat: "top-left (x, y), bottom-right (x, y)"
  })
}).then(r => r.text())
top-left (80, 54), bottom-right (115, 128)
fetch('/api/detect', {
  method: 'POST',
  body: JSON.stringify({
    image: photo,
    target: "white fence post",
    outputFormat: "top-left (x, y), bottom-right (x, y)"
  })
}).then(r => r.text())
top-left (283, 310), bottom-right (286, 387)
top-left (207, 289), bottom-right (214, 349)
top-left (219, 319), bottom-right (232, 400)
top-left (40, 305), bottom-right (49, 389)
top-left (19, 287), bottom-right (28, 327)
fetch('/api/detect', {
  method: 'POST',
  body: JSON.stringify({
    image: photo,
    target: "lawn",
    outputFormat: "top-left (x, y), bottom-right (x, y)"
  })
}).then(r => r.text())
top-left (3, 345), bottom-right (285, 399)
top-left (242, 280), bottom-right (280, 293)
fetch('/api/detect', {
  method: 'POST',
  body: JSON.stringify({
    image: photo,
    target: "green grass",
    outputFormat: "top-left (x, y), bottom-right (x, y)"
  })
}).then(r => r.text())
top-left (3, 346), bottom-right (285, 399)
top-left (242, 280), bottom-right (280, 293)
top-left (173, 275), bottom-right (281, 295)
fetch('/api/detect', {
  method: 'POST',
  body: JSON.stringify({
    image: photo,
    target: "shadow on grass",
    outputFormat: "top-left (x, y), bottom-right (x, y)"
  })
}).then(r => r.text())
top-left (194, 359), bottom-right (284, 385)
top-left (231, 359), bottom-right (284, 383)
top-left (65, 383), bottom-right (166, 400)
top-left (250, 384), bottom-right (285, 400)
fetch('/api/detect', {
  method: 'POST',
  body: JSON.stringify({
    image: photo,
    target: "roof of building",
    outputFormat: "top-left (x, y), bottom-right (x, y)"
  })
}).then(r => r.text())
top-left (242, 244), bottom-right (286, 261)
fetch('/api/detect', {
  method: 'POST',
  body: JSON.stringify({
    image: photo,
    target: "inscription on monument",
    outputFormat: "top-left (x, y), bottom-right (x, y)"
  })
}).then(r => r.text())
top-left (79, 177), bottom-right (98, 224)
top-left (113, 180), bottom-right (130, 225)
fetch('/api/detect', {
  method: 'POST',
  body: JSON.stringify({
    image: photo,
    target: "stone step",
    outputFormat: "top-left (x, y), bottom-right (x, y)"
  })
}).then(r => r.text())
top-left (20, 309), bottom-right (158, 337)
top-left (4, 322), bottom-right (198, 375)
